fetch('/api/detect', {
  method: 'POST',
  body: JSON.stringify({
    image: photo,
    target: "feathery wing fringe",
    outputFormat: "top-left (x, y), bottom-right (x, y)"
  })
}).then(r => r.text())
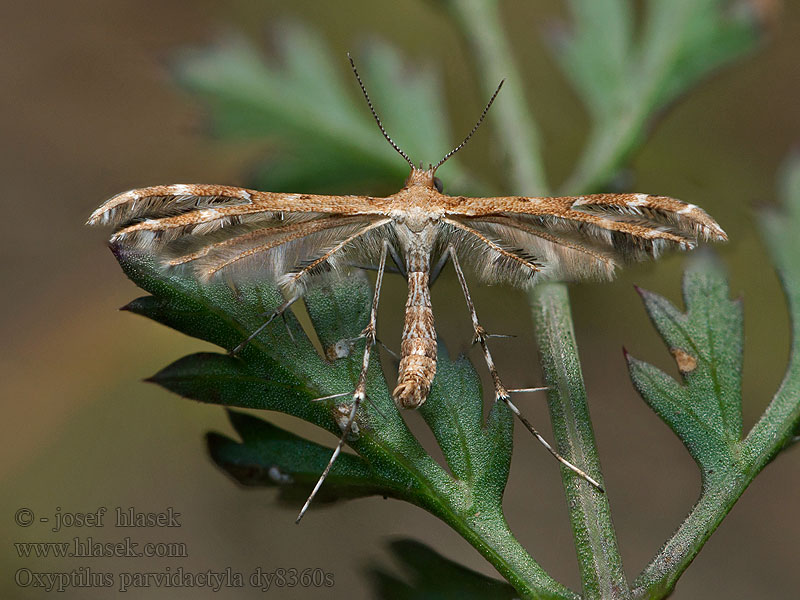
top-left (440, 218), bottom-right (544, 287)
top-left (450, 216), bottom-right (617, 284)
top-left (442, 193), bottom-right (726, 286)
top-left (110, 211), bottom-right (326, 250)
top-left (174, 218), bottom-right (389, 284)
top-left (279, 219), bottom-right (393, 294)
top-left (165, 215), bottom-right (370, 267)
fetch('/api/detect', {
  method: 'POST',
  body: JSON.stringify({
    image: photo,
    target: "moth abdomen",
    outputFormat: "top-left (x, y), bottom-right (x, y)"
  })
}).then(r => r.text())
top-left (393, 256), bottom-right (437, 409)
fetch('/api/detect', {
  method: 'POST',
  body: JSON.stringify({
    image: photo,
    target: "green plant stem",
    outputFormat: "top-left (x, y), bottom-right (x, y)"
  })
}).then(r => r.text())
top-left (530, 283), bottom-right (630, 600)
top-left (352, 415), bottom-right (578, 600)
top-left (357, 436), bottom-right (579, 600)
top-left (442, 0), bottom-right (550, 195)
top-left (428, 505), bottom-right (579, 600)
top-left (631, 390), bottom-right (800, 599)
top-left (448, 1), bottom-right (629, 595)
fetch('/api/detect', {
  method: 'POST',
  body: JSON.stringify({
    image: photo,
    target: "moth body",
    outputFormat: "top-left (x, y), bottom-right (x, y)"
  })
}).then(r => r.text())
top-left (389, 174), bottom-right (440, 408)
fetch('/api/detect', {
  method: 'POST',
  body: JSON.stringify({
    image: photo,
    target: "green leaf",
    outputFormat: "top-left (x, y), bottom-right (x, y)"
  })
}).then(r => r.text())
top-left (149, 352), bottom-right (317, 416)
top-left (626, 256), bottom-right (743, 484)
top-left (760, 153), bottom-right (800, 359)
top-left (419, 345), bottom-right (513, 509)
top-left (208, 410), bottom-right (396, 503)
top-left (122, 240), bottom-right (513, 516)
top-left (642, 0), bottom-right (761, 110)
top-left (113, 243), bottom-right (576, 599)
top-left (171, 23), bottom-right (480, 195)
top-left (756, 154), bottom-right (800, 452)
top-left (631, 155), bottom-right (800, 600)
top-left (554, 1), bottom-right (758, 122)
top-left (551, 0), bottom-right (634, 120)
top-left (368, 538), bottom-right (517, 599)
top-left (115, 244), bottom-right (425, 474)
top-left (556, 0), bottom-right (763, 193)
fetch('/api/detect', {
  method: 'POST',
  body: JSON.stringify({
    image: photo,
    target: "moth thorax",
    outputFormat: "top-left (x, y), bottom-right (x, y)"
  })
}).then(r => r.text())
top-left (393, 252), bottom-right (437, 409)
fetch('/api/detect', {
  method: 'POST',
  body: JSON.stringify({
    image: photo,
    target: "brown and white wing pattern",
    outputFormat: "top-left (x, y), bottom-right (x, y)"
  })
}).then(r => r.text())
top-left (87, 184), bottom-right (385, 229)
top-left (87, 184), bottom-right (391, 289)
top-left (440, 193), bottom-right (726, 286)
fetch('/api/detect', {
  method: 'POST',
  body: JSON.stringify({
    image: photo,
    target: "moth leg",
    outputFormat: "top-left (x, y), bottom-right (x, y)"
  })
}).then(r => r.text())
top-left (431, 248), bottom-right (513, 337)
top-left (310, 390), bottom-right (390, 422)
top-left (296, 240), bottom-right (390, 523)
top-left (346, 262), bottom-right (402, 275)
top-left (448, 246), bottom-right (603, 491)
top-left (230, 295), bottom-right (301, 356)
top-left (347, 244), bottom-right (403, 359)
top-left (388, 243), bottom-right (407, 279)
top-left (376, 339), bottom-right (399, 361)
top-left (429, 247), bottom-right (450, 288)
top-left (342, 246), bottom-right (404, 278)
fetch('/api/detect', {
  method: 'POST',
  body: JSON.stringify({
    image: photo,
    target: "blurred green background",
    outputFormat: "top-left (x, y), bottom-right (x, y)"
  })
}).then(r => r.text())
top-left (2, 1), bottom-right (798, 598)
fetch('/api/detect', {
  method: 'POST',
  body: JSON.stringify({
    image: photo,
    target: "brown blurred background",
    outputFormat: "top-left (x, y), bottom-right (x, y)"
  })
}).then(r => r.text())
top-left (2, 1), bottom-right (799, 598)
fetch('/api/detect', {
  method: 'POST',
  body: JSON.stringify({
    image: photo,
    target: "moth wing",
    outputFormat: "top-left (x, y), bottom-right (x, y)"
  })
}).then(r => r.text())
top-left (441, 216), bottom-right (617, 286)
top-left (87, 184), bottom-right (385, 230)
top-left (88, 184), bottom-right (392, 288)
top-left (442, 193), bottom-right (726, 286)
top-left (169, 216), bottom-right (391, 287)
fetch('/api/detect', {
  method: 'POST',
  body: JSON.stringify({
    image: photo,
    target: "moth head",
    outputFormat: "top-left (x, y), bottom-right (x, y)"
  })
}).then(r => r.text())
top-left (403, 166), bottom-right (438, 190)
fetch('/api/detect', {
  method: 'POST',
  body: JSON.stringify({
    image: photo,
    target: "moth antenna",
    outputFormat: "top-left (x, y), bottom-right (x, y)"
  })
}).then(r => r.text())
top-left (347, 53), bottom-right (415, 170)
top-left (434, 79), bottom-right (504, 172)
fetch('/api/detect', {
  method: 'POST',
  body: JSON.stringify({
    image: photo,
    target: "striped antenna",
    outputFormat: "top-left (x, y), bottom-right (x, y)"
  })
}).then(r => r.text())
top-left (434, 79), bottom-right (504, 172)
top-left (347, 53), bottom-right (415, 170)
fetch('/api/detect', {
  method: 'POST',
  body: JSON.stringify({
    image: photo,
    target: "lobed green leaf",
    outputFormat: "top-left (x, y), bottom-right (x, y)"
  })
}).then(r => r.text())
top-left (754, 154), bottom-right (800, 453)
top-left (631, 155), bottom-right (800, 600)
top-left (171, 23), bottom-right (478, 194)
top-left (113, 238), bottom-right (566, 597)
top-left (208, 410), bottom-right (398, 503)
top-left (115, 243), bottom-right (519, 512)
top-left (556, 0), bottom-right (762, 192)
top-left (626, 256), bottom-right (743, 483)
top-left (368, 538), bottom-right (517, 599)
top-left (419, 346), bottom-right (513, 509)
top-left (551, 0), bottom-right (633, 119)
